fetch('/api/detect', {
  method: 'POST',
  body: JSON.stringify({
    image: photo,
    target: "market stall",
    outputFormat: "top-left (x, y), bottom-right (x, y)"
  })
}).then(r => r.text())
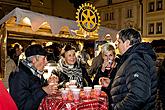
top-left (0, 7), bottom-right (118, 79)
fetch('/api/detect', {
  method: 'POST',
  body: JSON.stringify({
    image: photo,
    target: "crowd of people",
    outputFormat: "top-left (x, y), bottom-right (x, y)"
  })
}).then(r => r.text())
top-left (0, 28), bottom-right (165, 110)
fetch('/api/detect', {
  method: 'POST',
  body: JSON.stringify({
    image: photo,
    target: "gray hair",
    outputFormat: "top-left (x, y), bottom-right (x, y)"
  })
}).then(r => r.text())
top-left (26, 55), bottom-right (40, 62)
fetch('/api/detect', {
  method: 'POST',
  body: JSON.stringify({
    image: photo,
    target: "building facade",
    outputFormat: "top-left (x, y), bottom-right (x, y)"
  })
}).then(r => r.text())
top-left (94, 0), bottom-right (165, 42)
top-left (143, 0), bottom-right (164, 41)
top-left (94, 0), bottom-right (141, 31)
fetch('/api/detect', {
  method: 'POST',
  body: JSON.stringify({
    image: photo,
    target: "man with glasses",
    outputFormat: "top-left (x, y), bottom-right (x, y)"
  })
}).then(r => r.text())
top-left (9, 44), bottom-right (58, 110)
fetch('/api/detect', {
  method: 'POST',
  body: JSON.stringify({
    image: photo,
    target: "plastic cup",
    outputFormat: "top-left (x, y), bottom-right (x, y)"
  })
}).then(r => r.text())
top-left (71, 88), bottom-right (80, 102)
top-left (83, 87), bottom-right (92, 99)
top-left (69, 85), bottom-right (77, 91)
top-left (69, 80), bottom-right (77, 85)
top-left (94, 85), bottom-right (102, 96)
top-left (61, 90), bottom-right (69, 100)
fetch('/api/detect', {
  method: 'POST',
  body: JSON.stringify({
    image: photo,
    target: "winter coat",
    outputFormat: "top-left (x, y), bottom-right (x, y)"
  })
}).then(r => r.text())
top-left (110, 43), bottom-right (157, 110)
top-left (54, 59), bottom-right (92, 88)
top-left (9, 62), bottom-right (47, 110)
top-left (93, 66), bottom-right (117, 110)
top-left (0, 80), bottom-right (18, 110)
top-left (93, 66), bottom-right (116, 90)
top-left (2, 56), bottom-right (16, 88)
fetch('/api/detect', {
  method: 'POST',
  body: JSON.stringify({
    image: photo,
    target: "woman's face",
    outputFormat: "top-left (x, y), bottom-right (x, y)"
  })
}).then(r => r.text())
top-left (64, 50), bottom-right (76, 65)
top-left (102, 50), bottom-right (115, 62)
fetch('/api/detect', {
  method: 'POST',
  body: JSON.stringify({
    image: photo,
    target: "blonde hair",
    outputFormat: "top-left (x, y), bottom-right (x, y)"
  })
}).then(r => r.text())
top-left (101, 43), bottom-right (115, 55)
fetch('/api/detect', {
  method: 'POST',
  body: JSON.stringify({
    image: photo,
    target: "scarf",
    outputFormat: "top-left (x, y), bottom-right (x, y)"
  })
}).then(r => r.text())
top-left (21, 59), bottom-right (44, 78)
top-left (58, 59), bottom-right (83, 87)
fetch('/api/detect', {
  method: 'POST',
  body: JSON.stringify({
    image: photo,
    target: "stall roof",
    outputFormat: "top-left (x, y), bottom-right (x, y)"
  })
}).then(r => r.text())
top-left (0, 7), bottom-right (118, 41)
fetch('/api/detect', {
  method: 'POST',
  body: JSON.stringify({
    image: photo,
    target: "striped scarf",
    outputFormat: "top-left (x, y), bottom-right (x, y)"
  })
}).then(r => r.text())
top-left (21, 59), bottom-right (44, 77)
top-left (58, 59), bottom-right (83, 87)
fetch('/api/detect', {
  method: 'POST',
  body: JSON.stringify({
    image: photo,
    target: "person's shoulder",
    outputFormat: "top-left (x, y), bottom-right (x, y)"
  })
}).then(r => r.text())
top-left (11, 67), bottom-right (30, 79)
top-left (127, 52), bottom-right (142, 60)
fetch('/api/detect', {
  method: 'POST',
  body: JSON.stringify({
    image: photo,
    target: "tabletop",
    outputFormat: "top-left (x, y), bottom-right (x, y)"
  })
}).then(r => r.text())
top-left (38, 89), bottom-right (108, 110)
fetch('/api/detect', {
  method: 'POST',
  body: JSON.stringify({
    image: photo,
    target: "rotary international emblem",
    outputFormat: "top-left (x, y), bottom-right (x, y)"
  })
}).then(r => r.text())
top-left (76, 3), bottom-right (101, 34)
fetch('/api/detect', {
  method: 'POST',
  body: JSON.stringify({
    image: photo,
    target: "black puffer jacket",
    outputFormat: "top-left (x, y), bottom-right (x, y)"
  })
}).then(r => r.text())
top-left (110, 43), bottom-right (157, 110)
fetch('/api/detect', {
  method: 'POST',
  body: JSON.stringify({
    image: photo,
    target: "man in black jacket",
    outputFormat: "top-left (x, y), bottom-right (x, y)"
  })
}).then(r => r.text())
top-left (9, 44), bottom-right (58, 110)
top-left (101, 28), bottom-right (157, 110)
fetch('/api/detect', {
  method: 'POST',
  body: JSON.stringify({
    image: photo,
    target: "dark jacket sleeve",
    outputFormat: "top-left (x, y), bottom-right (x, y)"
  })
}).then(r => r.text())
top-left (58, 72), bottom-right (70, 88)
top-left (81, 66), bottom-right (92, 87)
top-left (93, 66), bottom-right (116, 86)
top-left (9, 71), bottom-right (47, 110)
top-left (92, 66), bottom-right (104, 86)
top-left (52, 69), bottom-right (69, 88)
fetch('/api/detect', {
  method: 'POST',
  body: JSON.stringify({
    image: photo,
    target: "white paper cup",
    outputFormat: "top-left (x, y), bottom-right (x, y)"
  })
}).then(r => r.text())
top-left (69, 80), bottom-right (77, 85)
top-left (69, 85), bottom-right (77, 91)
top-left (83, 87), bottom-right (92, 98)
top-left (61, 90), bottom-right (69, 100)
top-left (94, 85), bottom-right (102, 96)
top-left (84, 87), bottom-right (92, 90)
top-left (71, 88), bottom-right (80, 102)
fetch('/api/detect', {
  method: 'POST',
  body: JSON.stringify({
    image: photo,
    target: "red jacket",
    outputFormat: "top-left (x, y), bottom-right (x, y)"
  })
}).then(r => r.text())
top-left (0, 80), bottom-right (18, 110)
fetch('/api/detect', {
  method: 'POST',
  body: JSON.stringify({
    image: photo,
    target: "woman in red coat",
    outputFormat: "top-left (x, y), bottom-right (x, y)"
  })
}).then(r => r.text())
top-left (0, 80), bottom-right (18, 110)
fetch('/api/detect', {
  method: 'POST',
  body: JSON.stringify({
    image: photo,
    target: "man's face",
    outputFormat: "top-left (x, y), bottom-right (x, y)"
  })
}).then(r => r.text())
top-left (33, 55), bottom-right (48, 71)
top-left (115, 34), bottom-right (128, 55)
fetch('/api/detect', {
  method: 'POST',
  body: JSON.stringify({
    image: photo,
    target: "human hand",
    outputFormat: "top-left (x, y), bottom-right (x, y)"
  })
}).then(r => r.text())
top-left (99, 77), bottom-right (110, 87)
top-left (102, 60), bottom-right (113, 71)
top-left (101, 61), bottom-right (109, 72)
top-left (48, 74), bottom-right (59, 85)
top-left (42, 83), bottom-right (58, 95)
top-left (102, 60), bottom-right (109, 68)
top-left (65, 82), bottom-right (70, 88)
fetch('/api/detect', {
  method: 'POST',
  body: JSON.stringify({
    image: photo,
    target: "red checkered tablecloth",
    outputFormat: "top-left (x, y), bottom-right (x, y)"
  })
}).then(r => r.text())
top-left (38, 90), bottom-right (108, 110)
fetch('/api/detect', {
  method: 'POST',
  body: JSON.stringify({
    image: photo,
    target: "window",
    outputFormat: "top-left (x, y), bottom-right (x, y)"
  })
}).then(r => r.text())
top-left (148, 2), bottom-right (155, 12)
top-left (109, 12), bottom-right (114, 20)
top-left (104, 12), bottom-right (114, 21)
top-left (108, 0), bottom-right (112, 5)
top-left (156, 22), bottom-right (162, 34)
top-left (148, 23), bottom-right (154, 34)
top-left (127, 9), bottom-right (133, 18)
top-left (157, 0), bottom-right (163, 11)
top-left (104, 13), bottom-right (109, 21)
